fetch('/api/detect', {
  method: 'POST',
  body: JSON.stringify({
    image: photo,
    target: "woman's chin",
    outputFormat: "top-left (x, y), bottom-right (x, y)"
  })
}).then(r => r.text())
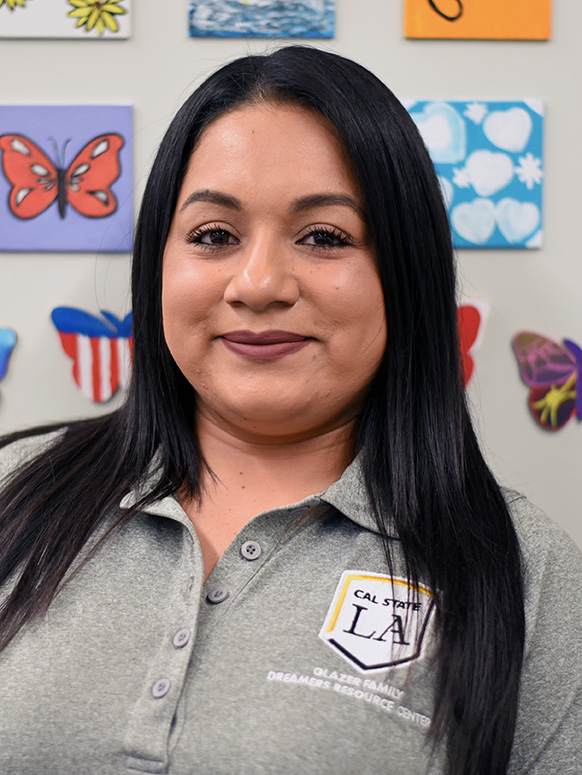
top-left (196, 399), bottom-right (351, 446)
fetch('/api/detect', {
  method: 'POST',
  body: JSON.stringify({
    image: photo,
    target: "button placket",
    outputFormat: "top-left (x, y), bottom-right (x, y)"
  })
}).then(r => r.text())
top-left (197, 502), bottom-right (321, 638)
top-left (121, 517), bottom-right (203, 772)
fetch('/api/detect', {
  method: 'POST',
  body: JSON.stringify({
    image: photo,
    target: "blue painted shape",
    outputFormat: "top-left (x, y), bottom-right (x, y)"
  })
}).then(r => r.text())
top-left (564, 338), bottom-right (582, 419)
top-left (51, 307), bottom-right (132, 338)
top-left (0, 328), bottom-right (17, 380)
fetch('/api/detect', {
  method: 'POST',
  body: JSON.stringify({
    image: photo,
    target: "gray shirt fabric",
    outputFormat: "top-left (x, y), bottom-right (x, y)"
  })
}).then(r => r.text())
top-left (0, 433), bottom-right (580, 775)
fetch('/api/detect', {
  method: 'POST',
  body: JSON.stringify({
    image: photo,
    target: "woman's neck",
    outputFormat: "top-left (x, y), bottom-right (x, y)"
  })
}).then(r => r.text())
top-left (194, 409), bottom-right (356, 508)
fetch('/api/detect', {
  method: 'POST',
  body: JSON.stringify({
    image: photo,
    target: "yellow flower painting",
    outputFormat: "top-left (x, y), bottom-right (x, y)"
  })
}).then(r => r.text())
top-left (67, 0), bottom-right (126, 35)
top-left (0, 0), bottom-right (29, 10)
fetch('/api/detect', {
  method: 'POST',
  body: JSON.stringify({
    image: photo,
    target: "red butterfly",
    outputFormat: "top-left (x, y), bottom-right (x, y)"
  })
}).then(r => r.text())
top-left (0, 133), bottom-right (123, 220)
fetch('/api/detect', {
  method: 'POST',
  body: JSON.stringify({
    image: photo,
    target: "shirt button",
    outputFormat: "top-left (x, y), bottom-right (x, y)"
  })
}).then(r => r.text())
top-left (207, 585), bottom-right (229, 604)
top-left (241, 540), bottom-right (262, 561)
top-left (151, 678), bottom-right (171, 699)
top-left (173, 628), bottom-right (191, 649)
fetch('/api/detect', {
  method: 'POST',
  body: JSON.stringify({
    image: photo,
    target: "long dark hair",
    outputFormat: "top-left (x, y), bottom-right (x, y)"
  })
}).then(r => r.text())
top-left (0, 47), bottom-right (524, 775)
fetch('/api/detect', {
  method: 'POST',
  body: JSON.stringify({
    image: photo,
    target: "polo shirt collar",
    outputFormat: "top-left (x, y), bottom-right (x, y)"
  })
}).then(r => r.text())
top-left (319, 454), bottom-right (397, 538)
top-left (119, 451), bottom-right (397, 538)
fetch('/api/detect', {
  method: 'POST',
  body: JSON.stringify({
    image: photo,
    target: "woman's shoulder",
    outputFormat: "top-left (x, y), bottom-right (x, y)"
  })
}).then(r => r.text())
top-left (503, 488), bottom-right (581, 650)
top-left (502, 499), bottom-right (582, 772)
top-left (503, 489), bottom-right (581, 567)
top-left (0, 429), bottom-right (65, 486)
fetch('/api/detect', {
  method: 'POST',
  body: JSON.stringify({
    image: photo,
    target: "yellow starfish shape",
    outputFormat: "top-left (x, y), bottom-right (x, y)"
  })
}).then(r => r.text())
top-left (532, 373), bottom-right (577, 428)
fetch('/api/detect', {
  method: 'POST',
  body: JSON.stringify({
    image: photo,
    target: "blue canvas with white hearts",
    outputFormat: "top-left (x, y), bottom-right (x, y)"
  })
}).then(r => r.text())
top-left (405, 100), bottom-right (543, 249)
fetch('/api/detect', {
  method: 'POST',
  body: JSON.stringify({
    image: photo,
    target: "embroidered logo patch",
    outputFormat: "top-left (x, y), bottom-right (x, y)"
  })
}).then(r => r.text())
top-left (319, 571), bottom-right (434, 672)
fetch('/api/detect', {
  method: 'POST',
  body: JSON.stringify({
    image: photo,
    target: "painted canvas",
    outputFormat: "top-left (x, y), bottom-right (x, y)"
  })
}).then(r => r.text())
top-left (512, 331), bottom-right (581, 431)
top-left (405, 100), bottom-right (543, 249)
top-left (0, 105), bottom-right (133, 252)
top-left (189, 0), bottom-right (335, 38)
top-left (0, 0), bottom-right (130, 39)
top-left (404, 0), bottom-right (551, 40)
top-left (51, 307), bottom-right (133, 403)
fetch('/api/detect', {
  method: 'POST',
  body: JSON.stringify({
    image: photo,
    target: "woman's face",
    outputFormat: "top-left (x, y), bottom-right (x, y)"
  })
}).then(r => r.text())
top-left (162, 103), bottom-right (387, 442)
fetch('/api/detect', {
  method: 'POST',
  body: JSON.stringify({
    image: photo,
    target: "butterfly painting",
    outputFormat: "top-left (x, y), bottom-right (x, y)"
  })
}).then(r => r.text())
top-left (458, 298), bottom-right (489, 386)
top-left (0, 105), bottom-right (133, 252)
top-left (512, 331), bottom-right (581, 431)
top-left (0, 133), bottom-right (123, 220)
top-left (51, 307), bottom-right (133, 403)
top-left (0, 327), bottom-right (17, 381)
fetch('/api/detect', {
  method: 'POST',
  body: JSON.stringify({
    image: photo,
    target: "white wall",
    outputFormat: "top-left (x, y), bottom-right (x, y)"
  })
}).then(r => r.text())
top-left (1, 2), bottom-right (580, 547)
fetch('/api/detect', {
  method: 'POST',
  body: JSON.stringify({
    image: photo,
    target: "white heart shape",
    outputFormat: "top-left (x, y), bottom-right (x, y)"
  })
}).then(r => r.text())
top-left (451, 199), bottom-right (496, 245)
top-left (483, 108), bottom-right (532, 153)
top-left (409, 103), bottom-right (466, 163)
top-left (495, 198), bottom-right (540, 243)
top-left (464, 150), bottom-right (514, 196)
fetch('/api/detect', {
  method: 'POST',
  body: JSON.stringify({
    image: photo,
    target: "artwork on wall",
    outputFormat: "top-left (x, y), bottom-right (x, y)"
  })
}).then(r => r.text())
top-left (0, 0), bottom-right (130, 39)
top-left (0, 105), bottom-right (133, 252)
top-left (51, 307), bottom-right (133, 403)
top-left (0, 327), bottom-right (17, 381)
top-left (512, 331), bottom-right (581, 431)
top-left (188, 0), bottom-right (335, 38)
top-left (458, 298), bottom-right (489, 386)
top-left (404, 0), bottom-right (551, 40)
top-left (405, 100), bottom-right (543, 249)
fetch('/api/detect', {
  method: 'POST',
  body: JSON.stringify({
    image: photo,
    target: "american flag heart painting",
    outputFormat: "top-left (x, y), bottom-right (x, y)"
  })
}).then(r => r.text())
top-left (51, 307), bottom-right (132, 403)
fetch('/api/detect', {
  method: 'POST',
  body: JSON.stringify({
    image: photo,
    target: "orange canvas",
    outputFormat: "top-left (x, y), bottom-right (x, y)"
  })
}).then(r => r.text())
top-left (404, 0), bottom-right (551, 40)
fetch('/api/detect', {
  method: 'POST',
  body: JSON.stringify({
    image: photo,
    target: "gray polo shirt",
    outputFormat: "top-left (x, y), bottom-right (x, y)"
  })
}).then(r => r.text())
top-left (0, 434), bottom-right (580, 774)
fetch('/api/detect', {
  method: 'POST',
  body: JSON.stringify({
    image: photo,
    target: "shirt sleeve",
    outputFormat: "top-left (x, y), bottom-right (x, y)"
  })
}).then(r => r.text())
top-left (507, 496), bottom-right (582, 774)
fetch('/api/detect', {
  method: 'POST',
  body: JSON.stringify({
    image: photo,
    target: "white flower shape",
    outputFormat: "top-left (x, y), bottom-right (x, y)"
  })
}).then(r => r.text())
top-left (464, 103), bottom-right (488, 125)
top-left (452, 167), bottom-right (471, 188)
top-left (515, 153), bottom-right (543, 190)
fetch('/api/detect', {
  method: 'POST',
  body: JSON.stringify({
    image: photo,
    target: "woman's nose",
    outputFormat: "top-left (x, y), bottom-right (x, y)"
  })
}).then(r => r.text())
top-left (223, 234), bottom-right (300, 310)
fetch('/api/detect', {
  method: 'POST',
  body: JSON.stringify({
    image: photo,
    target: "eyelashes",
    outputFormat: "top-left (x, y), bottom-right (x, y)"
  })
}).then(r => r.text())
top-left (297, 225), bottom-right (354, 250)
top-left (186, 223), bottom-right (239, 249)
top-left (185, 223), bottom-right (355, 253)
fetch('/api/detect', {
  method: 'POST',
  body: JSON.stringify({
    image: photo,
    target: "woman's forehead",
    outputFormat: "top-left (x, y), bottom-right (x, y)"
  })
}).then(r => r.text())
top-left (178, 103), bottom-right (363, 210)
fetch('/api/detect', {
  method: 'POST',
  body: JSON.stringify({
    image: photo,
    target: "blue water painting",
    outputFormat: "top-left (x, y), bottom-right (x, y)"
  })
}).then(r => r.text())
top-left (189, 0), bottom-right (335, 38)
top-left (405, 100), bottom-right (544, 249)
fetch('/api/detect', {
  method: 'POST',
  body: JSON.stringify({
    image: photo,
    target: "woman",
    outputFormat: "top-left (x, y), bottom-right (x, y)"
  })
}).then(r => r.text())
top-left (0, 47), bottom-right (580, 775)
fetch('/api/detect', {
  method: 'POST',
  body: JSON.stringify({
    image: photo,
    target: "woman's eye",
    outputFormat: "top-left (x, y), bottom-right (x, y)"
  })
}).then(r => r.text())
top-left (298, 228), bottom-right (352, 249)
top-left (188, 227), bottom-right (238, 248)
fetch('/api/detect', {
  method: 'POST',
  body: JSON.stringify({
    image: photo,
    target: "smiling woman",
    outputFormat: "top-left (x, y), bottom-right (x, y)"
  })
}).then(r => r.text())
top-left (0, 46), bottom-right (580, 775)
top-left (162, 104), bottom-right (386, 446)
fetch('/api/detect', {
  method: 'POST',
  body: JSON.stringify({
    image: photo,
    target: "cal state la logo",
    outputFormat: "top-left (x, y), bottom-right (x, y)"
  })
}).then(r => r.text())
top-left (319, 571), bottom-right (434, 672)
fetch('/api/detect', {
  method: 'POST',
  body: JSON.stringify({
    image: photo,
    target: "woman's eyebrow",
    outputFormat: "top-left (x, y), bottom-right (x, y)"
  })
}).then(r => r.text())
top-left (180, 189), bottom-right (242, 212)
top-left (179, 190), bottom-right (363, 217)
top-left (290, 193), bottom-right (363, 216)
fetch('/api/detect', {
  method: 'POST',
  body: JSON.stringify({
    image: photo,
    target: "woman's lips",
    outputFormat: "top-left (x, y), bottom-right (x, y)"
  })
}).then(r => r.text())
top-left (220, 330), bottom-right (312, 361)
